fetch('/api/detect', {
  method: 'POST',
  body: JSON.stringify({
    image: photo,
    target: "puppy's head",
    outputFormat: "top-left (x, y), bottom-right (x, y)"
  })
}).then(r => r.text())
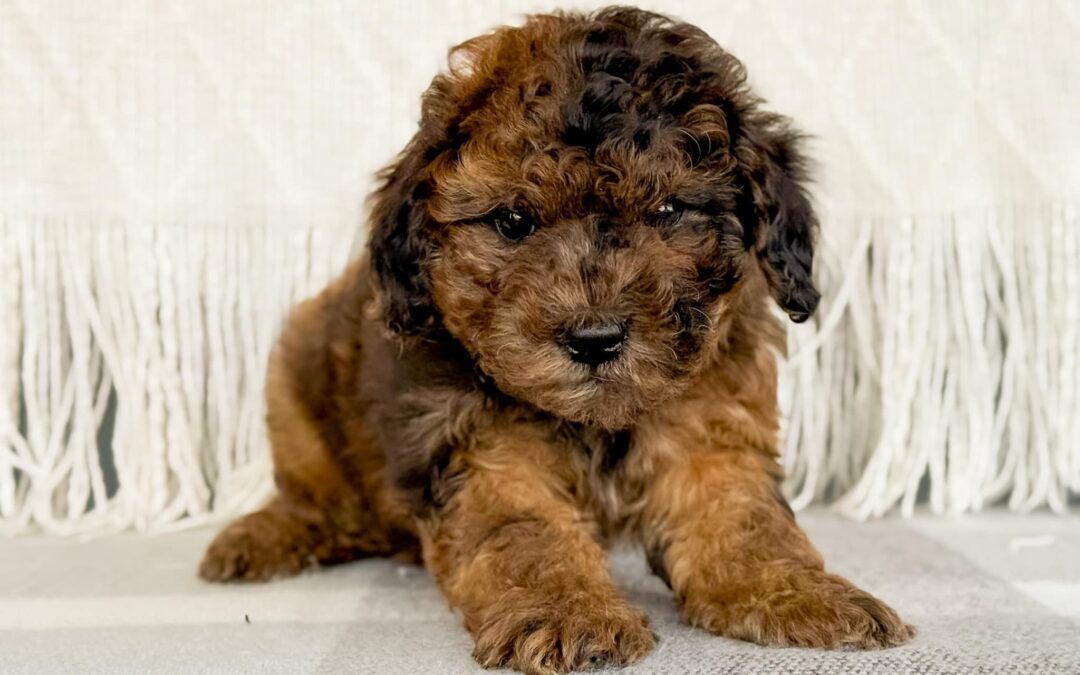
top-left (369, 8), bottom-right (818, 428)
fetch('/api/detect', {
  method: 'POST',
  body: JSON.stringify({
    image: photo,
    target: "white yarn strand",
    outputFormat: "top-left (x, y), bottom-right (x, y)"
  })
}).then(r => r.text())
top-left (0, 220), bottom-right (359, 534)
top-left (781, 207), bottom-right (1078, 520)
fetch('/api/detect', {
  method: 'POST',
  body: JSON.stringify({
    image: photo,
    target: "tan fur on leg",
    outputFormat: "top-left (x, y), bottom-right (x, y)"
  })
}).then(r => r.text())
top-left (423, 426), bottom-right (655, 675)
top-left (644, 449), bottom-right (913, 648)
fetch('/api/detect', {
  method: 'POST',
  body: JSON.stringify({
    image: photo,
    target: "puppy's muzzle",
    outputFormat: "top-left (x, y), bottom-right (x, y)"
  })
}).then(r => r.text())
top-left (560, 320), bottom-right (626, 367)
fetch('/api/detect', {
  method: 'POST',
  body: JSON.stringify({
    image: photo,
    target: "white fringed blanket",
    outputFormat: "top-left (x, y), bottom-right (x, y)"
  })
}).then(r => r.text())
top-left (2, 1), bottom-right (1078, 534)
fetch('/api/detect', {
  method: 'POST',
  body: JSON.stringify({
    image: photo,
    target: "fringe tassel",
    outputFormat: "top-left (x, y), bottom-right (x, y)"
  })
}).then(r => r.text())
top-left (0, 218), bottom-right (355, 535)
top-left (1, 208), bottom-right (1077, 534)
top-left (780, 204), bottom-right (1080, 518)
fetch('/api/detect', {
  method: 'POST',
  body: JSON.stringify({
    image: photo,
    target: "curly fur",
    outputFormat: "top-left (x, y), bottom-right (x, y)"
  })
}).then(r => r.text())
top-left (200, 8), bottom-right (911, 674)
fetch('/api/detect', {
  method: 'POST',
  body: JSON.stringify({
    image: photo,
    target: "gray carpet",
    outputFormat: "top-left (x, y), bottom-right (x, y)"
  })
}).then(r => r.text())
top-left (2, 512), bottom-right (1078, 674)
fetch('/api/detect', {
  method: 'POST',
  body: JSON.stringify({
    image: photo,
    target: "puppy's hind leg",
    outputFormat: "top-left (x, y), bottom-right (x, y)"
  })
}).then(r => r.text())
top-left (200, 344), bottom-right (417, 582)
top-left (199, 496), bottom-right (347, 582)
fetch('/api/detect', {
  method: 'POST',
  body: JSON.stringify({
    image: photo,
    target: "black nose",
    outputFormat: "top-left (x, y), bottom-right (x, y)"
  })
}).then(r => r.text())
top-left (561, 321), bottom-right (626, 367)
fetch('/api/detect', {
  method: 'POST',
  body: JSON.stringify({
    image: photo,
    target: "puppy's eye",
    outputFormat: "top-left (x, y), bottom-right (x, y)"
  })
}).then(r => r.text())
top-left (488, 208), bottom-right (535, 241)
top-left (654, 200), bottom-right (684, 226)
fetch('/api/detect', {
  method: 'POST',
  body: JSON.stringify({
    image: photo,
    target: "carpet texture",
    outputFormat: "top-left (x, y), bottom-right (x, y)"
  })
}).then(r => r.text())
top-left (2, 512), bottom-right (1078, 674)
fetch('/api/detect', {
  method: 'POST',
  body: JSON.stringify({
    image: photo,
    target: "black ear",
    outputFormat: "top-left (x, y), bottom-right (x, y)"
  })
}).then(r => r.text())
top-left (742, 125), bottom-right (820, 323)
top-left (367, 71), bottom-right (481, 337)
top-left (367, 142), bottom-right (438, 336)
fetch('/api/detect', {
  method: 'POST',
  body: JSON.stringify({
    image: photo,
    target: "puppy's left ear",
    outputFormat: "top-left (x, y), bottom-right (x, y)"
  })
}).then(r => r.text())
top-left (739, 122), bottom-right (820, 323)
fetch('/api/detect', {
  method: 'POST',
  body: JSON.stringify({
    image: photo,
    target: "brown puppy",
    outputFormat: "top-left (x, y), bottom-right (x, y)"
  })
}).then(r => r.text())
top-left (200, 7), bottom-right (913, 673)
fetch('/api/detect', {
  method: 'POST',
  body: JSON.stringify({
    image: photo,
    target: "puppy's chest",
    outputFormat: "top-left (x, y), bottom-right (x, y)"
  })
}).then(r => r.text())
top-left (563, 426), bottom-right (650, 537)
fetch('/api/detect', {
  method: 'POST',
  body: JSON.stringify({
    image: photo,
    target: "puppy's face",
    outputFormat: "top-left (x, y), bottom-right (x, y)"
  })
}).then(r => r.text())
top-left (370, 9), bottom-right (819, 428)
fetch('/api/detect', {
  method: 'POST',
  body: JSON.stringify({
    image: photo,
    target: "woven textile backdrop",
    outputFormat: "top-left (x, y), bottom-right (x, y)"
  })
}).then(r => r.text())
top-left (2, 1), bottom-right (1078, 535)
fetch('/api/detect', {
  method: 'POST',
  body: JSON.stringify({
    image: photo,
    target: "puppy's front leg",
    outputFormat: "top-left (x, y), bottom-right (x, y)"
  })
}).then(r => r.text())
top-left (643, 449), bottom-right (913, 649)
top-left (422, 429), bottom-right (655, 675)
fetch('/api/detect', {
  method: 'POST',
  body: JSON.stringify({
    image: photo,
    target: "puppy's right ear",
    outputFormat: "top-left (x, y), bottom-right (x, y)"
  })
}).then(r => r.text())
top-left (367, 135), bottom-right (441, 337)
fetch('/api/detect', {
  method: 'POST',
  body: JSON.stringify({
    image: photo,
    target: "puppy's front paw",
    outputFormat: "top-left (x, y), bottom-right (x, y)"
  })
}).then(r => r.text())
top-left (686, 566), bottom-right (914, 650)
top-left (471, 595), bottom-right (656, 675)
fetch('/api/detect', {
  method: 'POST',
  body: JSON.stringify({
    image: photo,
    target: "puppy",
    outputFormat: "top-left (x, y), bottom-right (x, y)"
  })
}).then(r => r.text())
top-left (200, 7), bottom-right (913, 673)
